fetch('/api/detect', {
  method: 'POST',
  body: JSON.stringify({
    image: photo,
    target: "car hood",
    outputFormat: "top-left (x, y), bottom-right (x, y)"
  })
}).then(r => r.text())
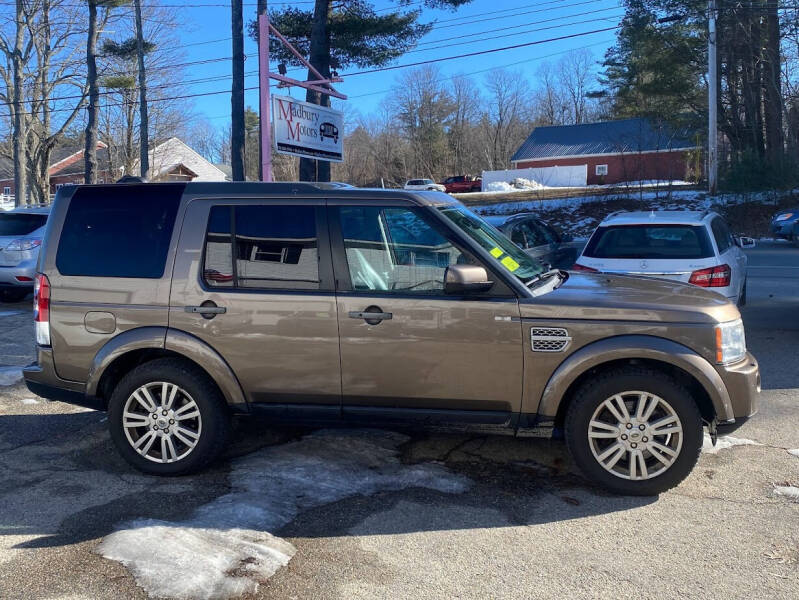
top-left (520, 272), bottom-right (739, 324)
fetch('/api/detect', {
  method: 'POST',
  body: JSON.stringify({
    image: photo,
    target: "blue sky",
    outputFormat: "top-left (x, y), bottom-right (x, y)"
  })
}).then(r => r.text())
top-left (177, 0), bottom-right (623, 126)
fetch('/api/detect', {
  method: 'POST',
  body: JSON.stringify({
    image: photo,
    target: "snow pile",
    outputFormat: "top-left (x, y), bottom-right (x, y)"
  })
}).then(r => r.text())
top-left (484, 178), bottom-right (547, 193)
top-left (485, 181), bottom-right (515, 192)
top-left (98, 430), bottom-right (470, 599)
top-left (701, 434), bottom-right (761, 454)
top-left (0, 366), bottom-right (23, 387)
top-left (788, 449), bottom-right (799, 459)
top-left (773, 485), bottom-right (799, 502)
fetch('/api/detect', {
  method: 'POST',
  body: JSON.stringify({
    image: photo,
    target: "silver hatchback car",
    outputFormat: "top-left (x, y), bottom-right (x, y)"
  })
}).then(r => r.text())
top-left (0, 206), bottom-right (50, 302)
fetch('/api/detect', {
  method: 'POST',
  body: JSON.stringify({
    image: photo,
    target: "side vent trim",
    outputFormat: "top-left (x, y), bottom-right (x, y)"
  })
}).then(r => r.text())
top-left (531, 327), bottom-right (571, 352)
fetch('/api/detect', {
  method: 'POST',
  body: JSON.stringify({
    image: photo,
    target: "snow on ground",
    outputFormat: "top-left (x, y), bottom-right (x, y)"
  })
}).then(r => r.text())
top-left (98, 430), bottom-right (471, 600)
top-left (484, 178), bottom-right (548, 193)
top-left (0, 367), bottom-right (23, 387)
top-left (787, 449), bottom-right (799, 458)
top-left (701, 433), bottom-right (761, 454)
top-left (773, 486), bottom-right (799, 502)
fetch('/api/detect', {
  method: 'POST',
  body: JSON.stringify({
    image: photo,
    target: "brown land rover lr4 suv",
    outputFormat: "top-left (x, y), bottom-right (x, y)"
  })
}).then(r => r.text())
top-left (23, 182), bottom-right (760, 495)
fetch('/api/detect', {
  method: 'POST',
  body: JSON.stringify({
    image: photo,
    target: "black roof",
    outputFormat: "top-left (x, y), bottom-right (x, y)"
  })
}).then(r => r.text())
top-left (511, 118), bottom-right (699, 162)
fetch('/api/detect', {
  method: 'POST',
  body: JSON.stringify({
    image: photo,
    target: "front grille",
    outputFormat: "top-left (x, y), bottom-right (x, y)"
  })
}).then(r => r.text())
top-left (531, 327), bottom-right (571, 352)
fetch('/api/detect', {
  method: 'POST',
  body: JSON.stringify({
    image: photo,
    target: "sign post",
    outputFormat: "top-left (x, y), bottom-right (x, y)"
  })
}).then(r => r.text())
top-left (257, 9), bottom-right (347, 182)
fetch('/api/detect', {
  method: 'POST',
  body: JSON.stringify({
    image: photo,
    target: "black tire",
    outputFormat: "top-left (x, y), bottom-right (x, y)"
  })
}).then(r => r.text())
top-left (0, 288), bottom-right (29, 303)
top-left (738, 279), bottom-right (747, 307)
top-left (108, 358), bottom-right (230, 475)
top-left (565, 366), bottom-right (703, 496)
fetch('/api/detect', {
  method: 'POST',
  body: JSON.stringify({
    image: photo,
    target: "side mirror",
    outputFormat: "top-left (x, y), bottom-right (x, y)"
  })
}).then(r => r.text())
top-left (738, 236), bottom-right (756, 249)
top-left (444, 264), bottom-right (493, 294)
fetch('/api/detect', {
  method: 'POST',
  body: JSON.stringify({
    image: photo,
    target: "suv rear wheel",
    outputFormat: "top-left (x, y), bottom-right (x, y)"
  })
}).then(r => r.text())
top-left (108, 358), bottom-right (230, 475)
top-left (565, 366), bottom-right (703, 495)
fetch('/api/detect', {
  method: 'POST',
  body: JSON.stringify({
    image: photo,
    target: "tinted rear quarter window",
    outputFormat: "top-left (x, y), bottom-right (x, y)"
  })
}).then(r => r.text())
top-left (0, 213), bottom-right (47, 236)
top-left (583, 224), bottom-right (714, 259)
top-left (56, 184), bottom-right (183, 278)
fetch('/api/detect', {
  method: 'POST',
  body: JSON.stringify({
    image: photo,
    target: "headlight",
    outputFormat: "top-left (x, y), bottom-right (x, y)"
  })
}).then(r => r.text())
top-left (715, 319), bottom-right (746, 364)
top-left (5, 238), bottom-right (41, 251)
top-left (775, 212), bottom-right (794, 221)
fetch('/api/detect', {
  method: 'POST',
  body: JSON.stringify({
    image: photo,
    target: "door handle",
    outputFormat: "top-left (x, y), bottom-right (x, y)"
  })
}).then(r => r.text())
top-left (185, 302), bottom-right (226, 319)
top-left (349, 305), bottom-right (392, 324)
top-left (349, 311), bottom-right (392, 320)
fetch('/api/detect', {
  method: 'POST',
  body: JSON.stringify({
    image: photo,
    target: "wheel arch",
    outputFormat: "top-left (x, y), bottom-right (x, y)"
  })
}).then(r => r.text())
top-left (86, 327), bottom-right (249, 413)
top-left (538, 335), bottom-right (733, 427)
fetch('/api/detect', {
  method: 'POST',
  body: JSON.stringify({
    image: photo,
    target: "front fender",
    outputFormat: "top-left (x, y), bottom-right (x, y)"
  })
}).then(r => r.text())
top-left (537, 335), bottom-right (734, 422)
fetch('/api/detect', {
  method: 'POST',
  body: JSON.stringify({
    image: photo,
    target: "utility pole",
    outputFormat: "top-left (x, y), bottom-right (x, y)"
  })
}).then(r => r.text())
top-left (258, 1), bottom-right (272, 182)
top-left (231, 0), bottom-right (245, 181)
top-left (708, 0), bottom-right (718, 195)
top-left (134, 0), bottom-right (149, 178)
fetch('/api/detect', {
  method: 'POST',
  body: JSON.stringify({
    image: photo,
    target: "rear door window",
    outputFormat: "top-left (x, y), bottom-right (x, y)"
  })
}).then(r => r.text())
top-left (710, 217), bottom-right (732, 254)
top-left (55, 184), bottom-right (183, 278)
top-left (202, 204), bottom-right (320, 290)
top-left (583, 224), bottom-right (714, 259)
top-left (0, 213), bottom-right (47, 236)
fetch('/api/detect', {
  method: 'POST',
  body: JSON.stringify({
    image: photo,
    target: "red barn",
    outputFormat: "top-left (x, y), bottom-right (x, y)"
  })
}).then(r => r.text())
top-left (510, 118), bottom-right (700, 186)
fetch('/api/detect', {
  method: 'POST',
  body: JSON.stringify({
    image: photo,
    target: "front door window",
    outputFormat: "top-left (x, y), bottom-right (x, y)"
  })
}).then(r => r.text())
top-left (338, 206), bottom-right (475, 294)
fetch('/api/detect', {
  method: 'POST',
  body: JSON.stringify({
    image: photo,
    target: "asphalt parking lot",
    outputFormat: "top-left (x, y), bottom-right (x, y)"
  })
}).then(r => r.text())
top-left (0, 242), bottom-right (797, 600)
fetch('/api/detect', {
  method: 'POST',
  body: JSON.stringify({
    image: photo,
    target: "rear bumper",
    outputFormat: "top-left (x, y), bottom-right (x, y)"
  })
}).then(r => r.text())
top-left (716, 351), bottom-right (760, 428)
top-left (0, 258), bottom-right (37, 286)
top-left (22, 346), bottom-right (102, 410)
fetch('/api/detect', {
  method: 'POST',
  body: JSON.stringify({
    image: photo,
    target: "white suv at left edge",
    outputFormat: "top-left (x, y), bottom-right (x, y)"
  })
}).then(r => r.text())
top-left (574, 211), bottom-right (754, 305)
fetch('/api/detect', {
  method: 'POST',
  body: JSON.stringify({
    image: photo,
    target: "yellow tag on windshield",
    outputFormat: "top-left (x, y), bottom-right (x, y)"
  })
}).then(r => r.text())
top-left (501, 256), bottom-right (520, 272)
top-left (490, 247), bottom-right (503, 258)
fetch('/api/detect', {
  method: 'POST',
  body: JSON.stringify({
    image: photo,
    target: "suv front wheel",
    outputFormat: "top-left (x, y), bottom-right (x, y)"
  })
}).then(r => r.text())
top-left (108, 358), bottom-right (230, 475)
top-left (565, 366), bottom-right (703, 495)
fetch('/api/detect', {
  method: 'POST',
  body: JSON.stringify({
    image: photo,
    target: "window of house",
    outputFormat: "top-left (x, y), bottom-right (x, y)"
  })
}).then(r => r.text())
top-left (337, 206), bottom-right (475, 294)
top-left (202, 205), bottom-right (320, 290)
top-left (2, 187), bottom-right (10, 196)
top-left (596, 164), bottom-right (608, 176)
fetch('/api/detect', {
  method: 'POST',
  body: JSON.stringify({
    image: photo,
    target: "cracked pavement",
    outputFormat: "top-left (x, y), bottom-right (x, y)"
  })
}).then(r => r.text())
top-left (0, 242), bottom-right (797, 599)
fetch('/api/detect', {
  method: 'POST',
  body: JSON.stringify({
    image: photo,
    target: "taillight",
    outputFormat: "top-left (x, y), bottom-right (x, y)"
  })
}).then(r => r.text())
top-left (572, 263), bottom-right (599, 273)
top-left (34, 273), bottom-right (51, 346)
top-left (689, 264), bottom-right (731, 288)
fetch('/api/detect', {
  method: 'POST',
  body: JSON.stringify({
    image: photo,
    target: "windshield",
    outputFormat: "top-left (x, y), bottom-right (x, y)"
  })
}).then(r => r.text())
top-left (0, 213), bottom-right (47, 237)
top-left (438, 205), bottom-right (545, 282)
top-left (583, 224), bottom-right (714, 259)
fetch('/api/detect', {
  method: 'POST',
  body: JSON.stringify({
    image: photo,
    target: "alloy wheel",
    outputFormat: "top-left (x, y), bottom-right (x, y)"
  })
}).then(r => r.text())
top-left (121, 382), bottom-right (202, 464)
top-left (587, 391), bottom-right (683, 481)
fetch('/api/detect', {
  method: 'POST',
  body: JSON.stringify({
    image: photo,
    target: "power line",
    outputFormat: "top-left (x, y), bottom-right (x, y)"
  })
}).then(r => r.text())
top-left (2, 3), bottom-right (625, 108)
top-left (1, 24), bottom-right (621, 115)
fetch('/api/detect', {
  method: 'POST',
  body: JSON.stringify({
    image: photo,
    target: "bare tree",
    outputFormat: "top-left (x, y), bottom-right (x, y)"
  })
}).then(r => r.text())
top-left (558, 49), bottom-right (597, 125)
top-left (482, 69), bottom-right (532, 170)
top-left (448, 75), bottom-right (481, 175)
top-left (391, 66), bottom-right (453, 177)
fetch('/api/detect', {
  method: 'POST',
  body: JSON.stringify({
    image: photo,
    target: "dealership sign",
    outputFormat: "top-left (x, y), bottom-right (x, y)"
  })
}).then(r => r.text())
top-left (272, 95), bottom-right (343, 162)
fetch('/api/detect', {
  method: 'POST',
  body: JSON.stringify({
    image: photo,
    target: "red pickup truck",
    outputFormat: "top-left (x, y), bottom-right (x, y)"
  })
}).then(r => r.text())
top-left (440, 175), bottom-right (482, 193)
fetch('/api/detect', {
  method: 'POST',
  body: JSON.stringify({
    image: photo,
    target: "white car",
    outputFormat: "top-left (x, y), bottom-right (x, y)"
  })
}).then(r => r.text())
top-left (403, 178), bottom-right (446, 192)
top-left (574, 211), bottom-right (755, 305)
